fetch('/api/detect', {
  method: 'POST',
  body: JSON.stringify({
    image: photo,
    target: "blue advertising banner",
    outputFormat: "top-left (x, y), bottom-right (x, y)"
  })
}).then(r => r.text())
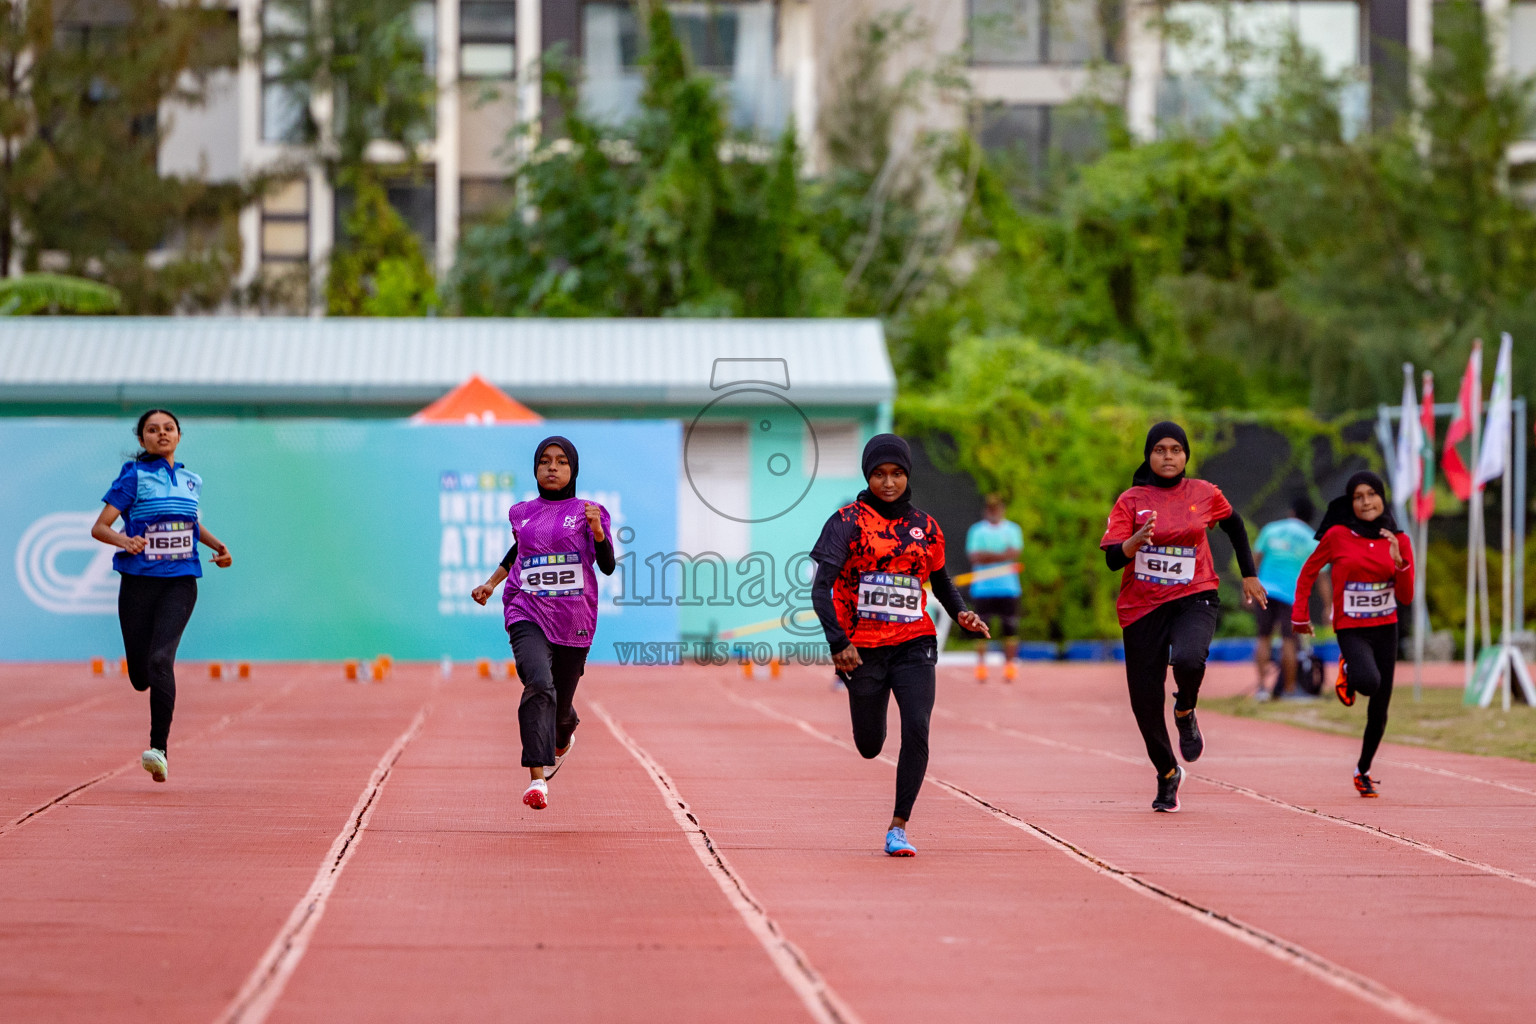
top-left (2, 419), bottom-right (679, 662)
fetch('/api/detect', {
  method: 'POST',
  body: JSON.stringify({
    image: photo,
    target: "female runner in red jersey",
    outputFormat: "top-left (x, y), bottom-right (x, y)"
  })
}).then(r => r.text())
top-left (1100, 423), bottom-right (1268, 811)
top-left (811, 434), bottom-right (990, 856)
top-left (1291, 471), bottom-right (1414, 797)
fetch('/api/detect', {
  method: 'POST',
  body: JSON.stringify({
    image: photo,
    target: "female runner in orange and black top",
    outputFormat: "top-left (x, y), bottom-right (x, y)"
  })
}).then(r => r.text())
top-left (811, 434), bottom-right (990, 856)
top-left (1100, 423), bottom-right (1267, 812)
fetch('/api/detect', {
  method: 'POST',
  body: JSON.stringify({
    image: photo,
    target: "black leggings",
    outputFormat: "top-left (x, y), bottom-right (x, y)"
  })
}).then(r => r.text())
top-left (117, 574), bottom-right (197, 753)
top-left (508, 620), bottom-right (589, 768)
top-left (844, 636), bottom-right (937, 822)
top-left (1121, 593), bottom-right (1220, 776)
top-left (1337, 623), bottom-right (1398, 774)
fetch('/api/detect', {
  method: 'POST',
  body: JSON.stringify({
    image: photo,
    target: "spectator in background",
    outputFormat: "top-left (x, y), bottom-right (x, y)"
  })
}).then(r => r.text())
top-left (1250, 496), bottom-right (1319, 699)
top-left (966, 495), bottom-right (1024, 682)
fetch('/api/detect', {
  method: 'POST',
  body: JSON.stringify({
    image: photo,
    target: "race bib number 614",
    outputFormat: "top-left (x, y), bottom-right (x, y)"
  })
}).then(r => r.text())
top-left (1134, 545), bottom-right (1196, 586)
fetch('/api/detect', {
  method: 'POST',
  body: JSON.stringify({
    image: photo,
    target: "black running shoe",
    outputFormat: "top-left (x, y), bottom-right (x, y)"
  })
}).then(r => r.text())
top-left (1176, 709), bottom-right (1204, 762)
top-left (1152, 766), bottom-right (1184, 812)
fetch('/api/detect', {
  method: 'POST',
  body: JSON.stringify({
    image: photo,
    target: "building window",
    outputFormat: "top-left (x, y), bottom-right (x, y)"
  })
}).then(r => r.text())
top-left (969, 0), bottom-right (1117, 66)
top-left (978, 102), bottom-right (1107, 175)
top-left (260, 177), bottom-right (310, 307)
top-left (581, 2), bottom-right (786, 134)
top-left (261, 3), bottom-right (309, 143)
top-left (461, 1), bottom-right (517, 79)
top-left (461, 178), bottom-right (515, 222)
top-left (1159, 1), bottom-right (1366, 133)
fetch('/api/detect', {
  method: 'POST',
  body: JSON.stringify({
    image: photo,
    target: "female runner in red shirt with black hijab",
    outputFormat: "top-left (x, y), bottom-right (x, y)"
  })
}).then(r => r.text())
top-left (1291, 471), bottom-right (1414, 797)
top-left (812, 434), bottom-right (990, 857)
top-left (1101, 423), bottom-right (1267, 812)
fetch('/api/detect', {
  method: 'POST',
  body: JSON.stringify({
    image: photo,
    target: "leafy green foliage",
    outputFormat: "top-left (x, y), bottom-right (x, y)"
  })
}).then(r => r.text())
top-left (0, 273), bottom-right (121, 315)
top-left (327, 176), bottom-right (437, 315)
top-left (454, 6), bottom-right (843, 317)
top-left (0, 0), bottom-right (244, 311)
top-left (900, 338), bottom-right (1188, 639)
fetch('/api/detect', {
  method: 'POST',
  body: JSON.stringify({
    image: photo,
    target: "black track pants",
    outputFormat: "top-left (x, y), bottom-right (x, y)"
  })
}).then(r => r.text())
top-left (509, 620), bottom-right (588, 768)
top-left (1120, 593), bottom-right (1220, 776)
top-left (1336, 623), bottom-right (1398, 773)
top-left (844, 635), bottom-right (937, 822)
top-left (117, 574), bottom-right (197, 753)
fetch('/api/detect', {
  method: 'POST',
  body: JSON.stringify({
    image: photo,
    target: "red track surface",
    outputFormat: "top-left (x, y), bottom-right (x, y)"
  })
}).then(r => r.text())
top-left (3, 660), bottom-right (1534, 1023)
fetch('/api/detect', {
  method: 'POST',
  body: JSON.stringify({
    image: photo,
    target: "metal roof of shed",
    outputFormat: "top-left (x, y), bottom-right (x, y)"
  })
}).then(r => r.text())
top-left (0, 317), bottom-right (894, 408)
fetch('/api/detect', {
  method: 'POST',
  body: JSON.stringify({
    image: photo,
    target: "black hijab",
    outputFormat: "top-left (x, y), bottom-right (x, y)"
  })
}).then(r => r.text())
top-left (534, 435), bottom-right (579, 501)
top-left (1315, 471), bottom-right (1400, 540)
top-left (859, 433), bottom-right (913, 519)
top-left (1132, 421), bottom-right (1190, 488)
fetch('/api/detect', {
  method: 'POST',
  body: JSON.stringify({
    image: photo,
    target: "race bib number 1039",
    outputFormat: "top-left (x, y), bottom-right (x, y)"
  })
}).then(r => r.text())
top-left (856, 572), bottom-right (924, 622)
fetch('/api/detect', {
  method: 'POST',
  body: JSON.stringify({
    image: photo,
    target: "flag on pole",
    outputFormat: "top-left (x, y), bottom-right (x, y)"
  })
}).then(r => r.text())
top-left (1417, 370), bottom-right (1436, 522)
top-left (1475, 333), bottom-right (1513, 486)
top-left (1394, 363), bottom-right (1422, 517)
top-left (1443, 341), bottom-right (1483, 499)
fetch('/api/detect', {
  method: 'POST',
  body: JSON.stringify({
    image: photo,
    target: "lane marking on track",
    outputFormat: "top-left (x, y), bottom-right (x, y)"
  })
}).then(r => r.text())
top-left (0, 694), bottom-right (114, 736)
top-left (729, 691), bottom-right (1452, 1024)
top-left (1381, 758), bottom-right (1536, 800)
top-left (0, 677), bottom-right (306, 837)
top-left (930, 707), bottom-right (1536, 892)
top-left (215, 704), bottom-right (431, 1024)
top-left (587, 698), bottom-right (863, 1024)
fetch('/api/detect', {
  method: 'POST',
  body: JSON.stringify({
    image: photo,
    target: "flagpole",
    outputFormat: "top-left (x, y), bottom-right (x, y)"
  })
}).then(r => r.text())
top-left (1464, 340), bottom-right (1483, 688)
top-left (1501, 413), bottom-right (1514, 710)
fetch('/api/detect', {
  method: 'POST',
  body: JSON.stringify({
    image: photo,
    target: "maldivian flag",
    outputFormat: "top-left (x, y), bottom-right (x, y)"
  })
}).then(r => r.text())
top-left (1416, 370), bottom-right (1436, 521)
top-left (1442, 341), bottom-right (1482, 500)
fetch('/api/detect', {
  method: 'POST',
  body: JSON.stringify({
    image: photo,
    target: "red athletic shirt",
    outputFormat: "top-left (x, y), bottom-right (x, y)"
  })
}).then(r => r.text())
top-left (811, 499), bottom-right (946, 649)
top-left (1292, 525), bottom-right (1414, 630)
top-left (1100, 479), bottom-right (1233, 628)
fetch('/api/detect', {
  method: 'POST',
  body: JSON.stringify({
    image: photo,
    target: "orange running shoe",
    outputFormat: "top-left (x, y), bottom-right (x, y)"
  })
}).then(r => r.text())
top-left (1335, 660), bottom-right (1354, 707)
top-left (1353, 772), bottom-right (1379, 797)
top-left (975, 663), bottom-right (988, 682)
top-left (1004, 662), bottom-right (1018, 682)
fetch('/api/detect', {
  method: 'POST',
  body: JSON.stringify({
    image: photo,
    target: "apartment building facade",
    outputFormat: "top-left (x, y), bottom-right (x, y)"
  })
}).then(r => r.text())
top-left (149, 0), bottom-right (1536, 310)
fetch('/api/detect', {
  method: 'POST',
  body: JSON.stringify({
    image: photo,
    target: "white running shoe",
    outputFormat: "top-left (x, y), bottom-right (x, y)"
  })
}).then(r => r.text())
top-left (545, 734), bottom-right (575, 780)
top-left (522, 778), bottom-right (548, 810)
top-left (141, 748), bottom-right (167, 783)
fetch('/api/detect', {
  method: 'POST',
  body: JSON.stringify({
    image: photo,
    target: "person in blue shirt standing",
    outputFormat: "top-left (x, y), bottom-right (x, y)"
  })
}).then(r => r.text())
top-left (1249, 496), bottom-right (1318, 699)
top-left (90, 410), bottom-right (232, 783)
top-left (966, 495), bottom-right (1025, 682)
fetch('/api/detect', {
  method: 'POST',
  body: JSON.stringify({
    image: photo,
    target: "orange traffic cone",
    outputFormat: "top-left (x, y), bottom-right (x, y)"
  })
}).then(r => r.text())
top-left (477, 658), bottom-right (492, 679)
top-left (344, 660), bottom-right (360, 680)
top-left (90, 656), bottom-right (105, 675)
top-left (209, 663), bottom-right (223, 679)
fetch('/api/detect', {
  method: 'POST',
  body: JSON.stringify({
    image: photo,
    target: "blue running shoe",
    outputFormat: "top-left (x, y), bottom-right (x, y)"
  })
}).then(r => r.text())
top-left (884, 827), bottom-right (916, 857)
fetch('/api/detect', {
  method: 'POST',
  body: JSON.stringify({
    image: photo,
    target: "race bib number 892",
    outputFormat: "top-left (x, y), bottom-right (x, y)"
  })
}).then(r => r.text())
top-left (520, 552), bottom-right (584, 597)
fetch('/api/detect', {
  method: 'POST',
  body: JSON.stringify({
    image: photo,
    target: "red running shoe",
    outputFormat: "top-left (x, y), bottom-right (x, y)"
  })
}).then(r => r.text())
top-left (1354, 772), bottom-right (1379, 797)
top-left (1335, 661), bottom-right (1354, 707)
top-left (522, 778), bottom-right (548, 810)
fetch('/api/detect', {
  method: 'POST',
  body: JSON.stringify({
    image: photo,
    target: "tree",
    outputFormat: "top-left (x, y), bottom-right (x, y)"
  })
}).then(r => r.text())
top-left (263, 0), bottom-right (437, 312)
top-left (0, 0), bottom-right (244, 312)
top-left (0, 272), bottom-right (121, 314)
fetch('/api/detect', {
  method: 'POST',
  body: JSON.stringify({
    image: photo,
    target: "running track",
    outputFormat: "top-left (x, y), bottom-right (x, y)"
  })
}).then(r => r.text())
top-left (3, 661), bottom-right (1534, 1023)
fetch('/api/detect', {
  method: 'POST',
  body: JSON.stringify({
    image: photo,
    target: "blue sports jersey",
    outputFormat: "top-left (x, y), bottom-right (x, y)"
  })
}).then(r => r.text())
top-left (1253, 517), bottom-right (1317, 603)
top-left (102, 459), bottom-right (203, 577)
top-left (965, 519), bottom-right (1023, 599)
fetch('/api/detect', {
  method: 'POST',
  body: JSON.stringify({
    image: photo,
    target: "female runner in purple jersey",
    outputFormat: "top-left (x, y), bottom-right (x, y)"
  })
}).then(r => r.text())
top-left (473, 436), bottom-right (615, 810)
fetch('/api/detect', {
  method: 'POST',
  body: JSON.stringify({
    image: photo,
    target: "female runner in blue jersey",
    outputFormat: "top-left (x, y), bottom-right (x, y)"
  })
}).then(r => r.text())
top-left (90, 410), bottom-right (232, 783)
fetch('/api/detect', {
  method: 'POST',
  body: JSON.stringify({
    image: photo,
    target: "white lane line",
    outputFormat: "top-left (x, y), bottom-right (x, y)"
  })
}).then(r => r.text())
top-left (587, 698), bottom-right (863, 1024)
top-left (731, 691), bottom-right (1453, 1024)
top-left (931, 707), bottom-right (1536, 892)
top-left (1, 677), bottom-right (306, 837)
top-left (215, 705), bottom-right (431, 1024)
top-left (0, 693), bottom-right (114, 736)
top-left (1382, 758), bottom-right (1536, 800)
